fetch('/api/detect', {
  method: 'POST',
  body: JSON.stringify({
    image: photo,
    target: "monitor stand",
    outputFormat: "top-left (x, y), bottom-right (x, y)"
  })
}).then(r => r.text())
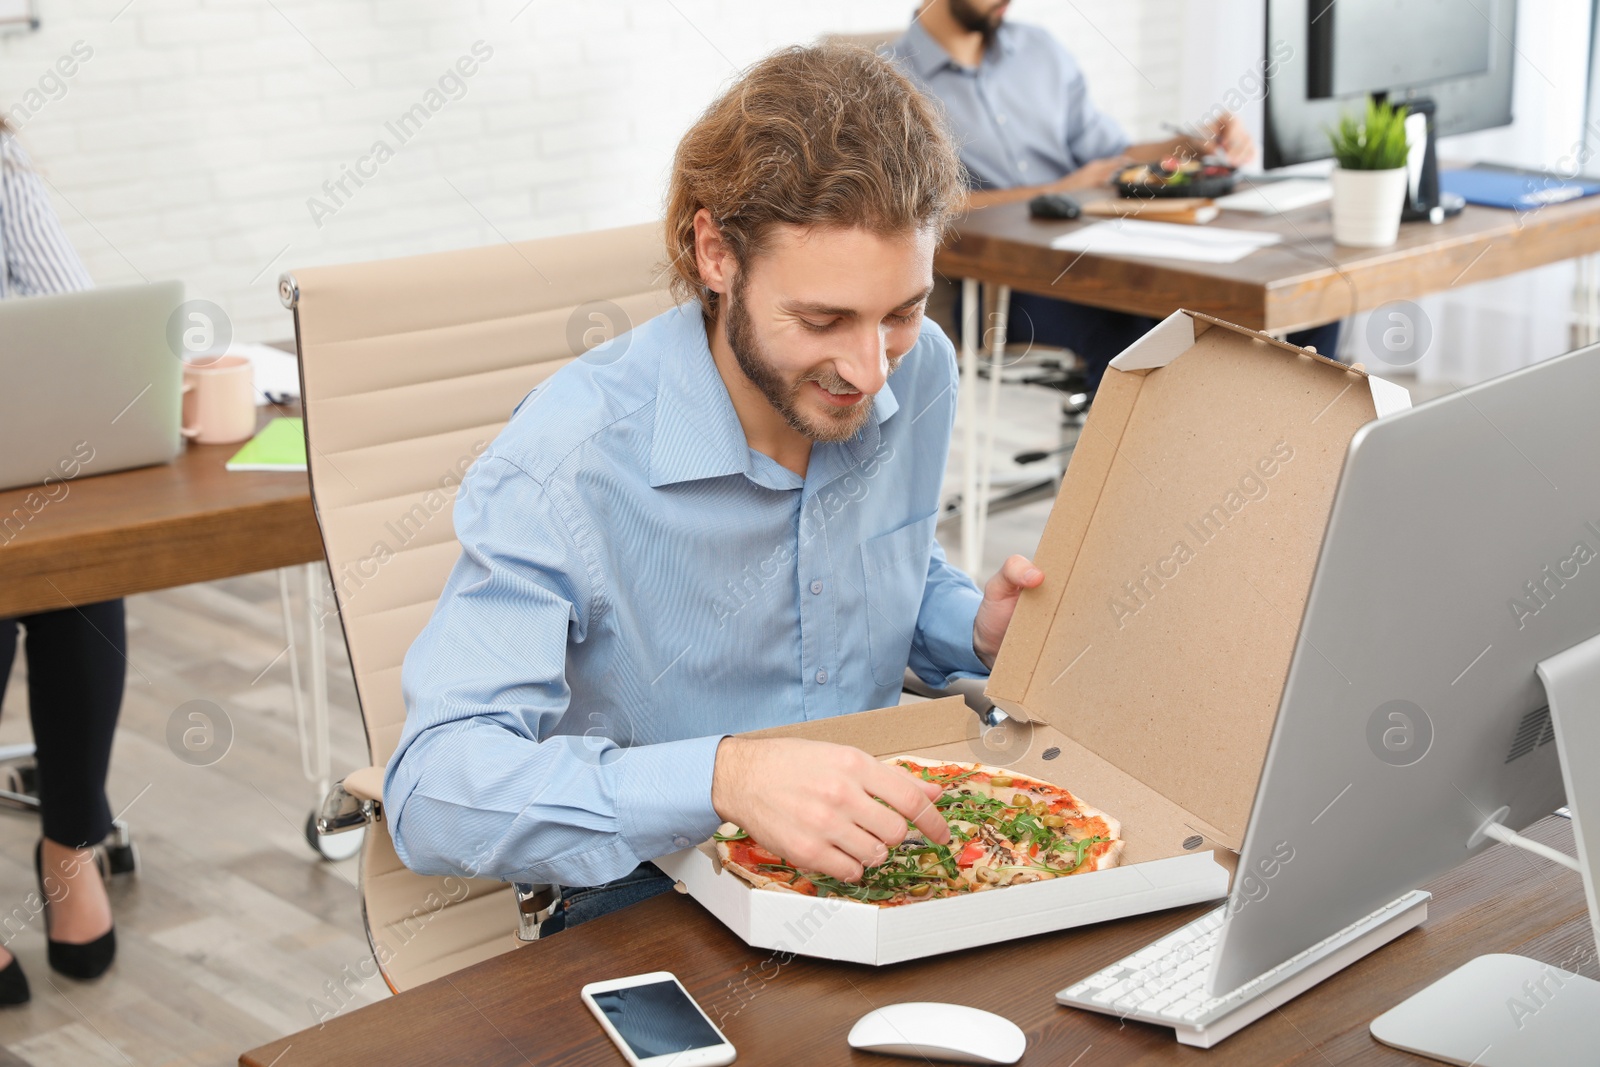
top-left (1370, 631), bottom-right (1600, 1066)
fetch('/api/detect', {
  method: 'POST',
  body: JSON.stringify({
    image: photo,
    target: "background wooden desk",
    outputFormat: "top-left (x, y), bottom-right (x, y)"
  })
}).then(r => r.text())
top-left (936, 189), bottom-right (1600, 334)
top-left (0, 405), bottom-right (320, 617)
top-left (934, 189), bottom-right (1600, 574)
top-left (242, 816), bottom-right (1589, 1066)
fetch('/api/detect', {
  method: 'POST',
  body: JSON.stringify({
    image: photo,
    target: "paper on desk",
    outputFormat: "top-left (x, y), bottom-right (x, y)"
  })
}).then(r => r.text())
top-left (221, 342), bottom-right (302, 405)
top-left (1049, 219), bottom-right (1282, 263)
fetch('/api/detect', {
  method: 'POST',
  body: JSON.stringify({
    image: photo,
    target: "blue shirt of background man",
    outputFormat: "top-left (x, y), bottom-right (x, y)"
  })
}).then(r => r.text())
top-left (889, 18), bottom-right (1130, 191)
top-left (385, 303), bottom-right (988, 888)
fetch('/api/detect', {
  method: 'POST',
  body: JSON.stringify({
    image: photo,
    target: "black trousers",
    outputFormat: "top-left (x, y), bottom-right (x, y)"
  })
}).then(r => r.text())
top-left (0, 599), bottom-right (125, 848)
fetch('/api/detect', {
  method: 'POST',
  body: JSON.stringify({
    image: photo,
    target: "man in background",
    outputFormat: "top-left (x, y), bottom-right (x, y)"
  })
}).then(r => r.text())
top-left (891, 0), bottom-right (1340, 389)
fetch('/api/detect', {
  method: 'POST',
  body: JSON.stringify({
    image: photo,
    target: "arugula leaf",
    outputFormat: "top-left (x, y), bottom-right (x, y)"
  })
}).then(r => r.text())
top-left (711, 829), bottom-right (749, 842)
top-left (1071, 835), bottom-right (1109, 867)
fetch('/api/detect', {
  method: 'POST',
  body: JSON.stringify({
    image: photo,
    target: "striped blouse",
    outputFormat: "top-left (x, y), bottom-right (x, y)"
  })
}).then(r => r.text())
top-left (0, 132), bottom-right (92, 298)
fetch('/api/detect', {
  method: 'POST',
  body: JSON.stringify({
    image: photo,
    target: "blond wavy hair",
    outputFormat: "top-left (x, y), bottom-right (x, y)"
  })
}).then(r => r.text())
top-left (665, 44), bottom-right (965, 319)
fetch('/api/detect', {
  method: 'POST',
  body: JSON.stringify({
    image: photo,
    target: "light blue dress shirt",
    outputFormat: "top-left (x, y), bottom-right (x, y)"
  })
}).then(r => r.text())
top-left (889, 19), bottom-right (1130, 192)
top-left (386, 303), bottom-right (988, 888)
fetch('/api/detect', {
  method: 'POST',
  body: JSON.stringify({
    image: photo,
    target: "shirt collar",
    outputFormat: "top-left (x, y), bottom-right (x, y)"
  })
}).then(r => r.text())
top-left (898, 17), bottom-right (1017, 77)
top-left (647, 303), bottom-right (900, 489)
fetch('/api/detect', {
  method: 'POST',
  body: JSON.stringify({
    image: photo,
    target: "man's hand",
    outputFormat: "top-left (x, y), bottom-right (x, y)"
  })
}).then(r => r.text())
top-left (710, 736), bottom-right (949, 883)
top-left (1050, 156), bottom-right (1129, 192)
top-left (1200, 111), bottom-right (1255, 167)
top-left (973, 554), bottom-right (1045, 669)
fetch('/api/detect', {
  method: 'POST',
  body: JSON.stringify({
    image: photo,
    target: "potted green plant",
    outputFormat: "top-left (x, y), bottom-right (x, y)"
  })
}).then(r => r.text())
top-left (1327, 99), bottom-right (1411, 247)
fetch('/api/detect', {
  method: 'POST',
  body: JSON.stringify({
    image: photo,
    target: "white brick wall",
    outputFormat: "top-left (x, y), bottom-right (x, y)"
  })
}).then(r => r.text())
top-left (1, 0), bottom-right (1181, 343)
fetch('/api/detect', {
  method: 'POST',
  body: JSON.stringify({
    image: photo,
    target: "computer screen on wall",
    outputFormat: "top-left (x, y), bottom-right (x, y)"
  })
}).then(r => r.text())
top-left (1264, 0), bottom-right (1516, 169)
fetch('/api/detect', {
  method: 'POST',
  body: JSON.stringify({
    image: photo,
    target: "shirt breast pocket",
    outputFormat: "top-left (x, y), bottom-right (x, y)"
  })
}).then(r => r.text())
top-left (859, 511), bottom-right (938, 688)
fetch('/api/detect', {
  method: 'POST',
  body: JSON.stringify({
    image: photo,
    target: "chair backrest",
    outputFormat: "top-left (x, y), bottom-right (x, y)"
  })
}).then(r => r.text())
top-left (283, 223), bottom-right (676, 990)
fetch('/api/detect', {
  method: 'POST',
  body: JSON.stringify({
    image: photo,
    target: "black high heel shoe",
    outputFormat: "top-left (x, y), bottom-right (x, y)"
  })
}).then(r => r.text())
top-left (0, 953), bottom-right (30, 1005)
top-left (34, 841), bottom-right (116, 980)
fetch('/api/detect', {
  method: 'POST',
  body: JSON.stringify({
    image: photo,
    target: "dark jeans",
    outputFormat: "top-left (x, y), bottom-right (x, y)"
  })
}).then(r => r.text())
top-left (540, 862), bottom-right (676, 936)
top-left (955, 289), bottom-right (1344, 390)
top-left (0, 599), bottom-right (125, 848)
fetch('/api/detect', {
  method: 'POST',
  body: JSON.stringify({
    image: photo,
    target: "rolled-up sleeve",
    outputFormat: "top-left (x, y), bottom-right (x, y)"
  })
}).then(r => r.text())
top-left (384, 454), bottom-right (725, 887)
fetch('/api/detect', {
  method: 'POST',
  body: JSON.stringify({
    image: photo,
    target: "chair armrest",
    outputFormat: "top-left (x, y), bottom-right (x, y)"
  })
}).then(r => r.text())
top-left (901, 668), bottom-right (995, 715)
top-left (317, 766), bottom-right (384, 836)
top-left (342, 765), bottom-right (384, 803)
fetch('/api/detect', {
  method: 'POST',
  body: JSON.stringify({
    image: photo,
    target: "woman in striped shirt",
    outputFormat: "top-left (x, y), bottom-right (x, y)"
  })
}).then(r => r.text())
top-left (0, 119), bottom-right (122, 1002)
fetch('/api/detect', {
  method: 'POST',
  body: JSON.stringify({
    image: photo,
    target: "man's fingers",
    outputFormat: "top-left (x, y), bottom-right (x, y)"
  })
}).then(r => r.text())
top-left (853, 795), bottom-right (911, 851)
top-left (990, 554), bottom-right (1044, 596)
top-left (869, 765), bottom-right (952, 845)
top-left (834, 827), bottom-right (889, 875)
top-left (809, 846), bottom-right (865, 883)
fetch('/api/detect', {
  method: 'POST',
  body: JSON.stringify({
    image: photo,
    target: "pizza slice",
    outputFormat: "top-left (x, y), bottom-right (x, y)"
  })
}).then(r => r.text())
top-left (713, 756), bottom-right (1123, 906)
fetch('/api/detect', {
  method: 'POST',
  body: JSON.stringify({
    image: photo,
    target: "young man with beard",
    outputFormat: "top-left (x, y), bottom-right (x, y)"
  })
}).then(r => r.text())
top-left (385, 44), bottom-right (1045, 933)
top-left (890, 0), bottom-right (1340, 384)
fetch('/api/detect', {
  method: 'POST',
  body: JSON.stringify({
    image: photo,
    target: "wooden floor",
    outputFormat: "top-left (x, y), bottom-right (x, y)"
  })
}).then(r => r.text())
top-left (0, 572), bottom-right (381, 1066)
top-left (0, 366), bottom-right (1445, 1065)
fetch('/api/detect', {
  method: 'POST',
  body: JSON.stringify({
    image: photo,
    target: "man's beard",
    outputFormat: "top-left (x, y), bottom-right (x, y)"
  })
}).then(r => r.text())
top-left (724, 282), bottom-right (880, 445)
top-left (947, 0), bottom-right (1004, 42)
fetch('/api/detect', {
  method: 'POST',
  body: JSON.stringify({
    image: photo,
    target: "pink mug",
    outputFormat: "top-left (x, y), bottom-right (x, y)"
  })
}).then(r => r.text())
top-left (181, 355), bottom-right (256, 445)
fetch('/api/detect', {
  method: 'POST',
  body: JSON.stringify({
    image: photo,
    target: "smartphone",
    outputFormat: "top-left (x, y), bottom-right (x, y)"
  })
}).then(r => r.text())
top-left (581, 971), bottom-right (737, 1066)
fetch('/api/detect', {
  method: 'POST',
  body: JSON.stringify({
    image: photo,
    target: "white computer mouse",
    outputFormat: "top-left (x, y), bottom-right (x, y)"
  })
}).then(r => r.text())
top-left (846, 1002), bottom-right (1027, 1064)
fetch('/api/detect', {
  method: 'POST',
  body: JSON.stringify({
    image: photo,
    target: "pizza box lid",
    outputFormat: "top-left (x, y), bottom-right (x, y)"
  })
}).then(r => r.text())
top-left (984, 310), bottom-right (1410, 850)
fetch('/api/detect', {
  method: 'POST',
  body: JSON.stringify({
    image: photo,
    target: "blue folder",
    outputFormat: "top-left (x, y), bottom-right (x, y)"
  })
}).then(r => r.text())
top-left (1441, 168), bottom-right (1600, 211)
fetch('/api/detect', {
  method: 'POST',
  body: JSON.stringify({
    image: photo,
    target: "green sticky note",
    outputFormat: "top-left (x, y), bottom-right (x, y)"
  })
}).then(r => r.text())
top-left (225, 417), bottom-right (307, 472)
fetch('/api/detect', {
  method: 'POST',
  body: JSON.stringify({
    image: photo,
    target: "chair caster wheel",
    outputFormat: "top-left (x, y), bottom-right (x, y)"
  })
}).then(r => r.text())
top-left (305, 811), bottom-right (364, 861)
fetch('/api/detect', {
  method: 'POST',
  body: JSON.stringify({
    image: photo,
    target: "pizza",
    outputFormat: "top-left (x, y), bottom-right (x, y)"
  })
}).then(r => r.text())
top-left (713, 757), bottom-right (1123, 907)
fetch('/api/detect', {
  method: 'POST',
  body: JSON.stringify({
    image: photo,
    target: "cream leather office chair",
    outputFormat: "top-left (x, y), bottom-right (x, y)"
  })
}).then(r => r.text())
top-left (280, 223), bottom-right (676, 992)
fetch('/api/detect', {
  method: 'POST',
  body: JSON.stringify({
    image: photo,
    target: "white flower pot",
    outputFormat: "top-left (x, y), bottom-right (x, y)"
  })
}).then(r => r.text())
top-left (1330, 166), bottom-right (1410, 247)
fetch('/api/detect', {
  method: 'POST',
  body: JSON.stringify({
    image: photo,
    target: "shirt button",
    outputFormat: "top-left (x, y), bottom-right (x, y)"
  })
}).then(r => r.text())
top-left (672, 835), bottom-right (691, 848)
top-left (815, 669), bottom-right (828, 685)
top-left (1018, 160), bottom-right (1029, 172)
top-left (810, 580), bottom-right (823, 595)
top-left (996, 114), bottom-right (1007, 125)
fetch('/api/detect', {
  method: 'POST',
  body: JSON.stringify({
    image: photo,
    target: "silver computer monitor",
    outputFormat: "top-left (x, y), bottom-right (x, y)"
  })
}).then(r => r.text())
top-left (1209, 340), bottom-right (1600, 996)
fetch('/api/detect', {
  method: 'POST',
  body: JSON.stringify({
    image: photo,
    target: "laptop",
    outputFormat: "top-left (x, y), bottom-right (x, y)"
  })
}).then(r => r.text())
top-left (0, 281), bottom-right (186, 493)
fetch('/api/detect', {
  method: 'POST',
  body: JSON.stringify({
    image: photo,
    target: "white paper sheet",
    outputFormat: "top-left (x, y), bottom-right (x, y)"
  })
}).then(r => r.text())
top-left (225, 342), bottom-right (301, 405)
top-left (1049, 219), bottom-right (1282, 264)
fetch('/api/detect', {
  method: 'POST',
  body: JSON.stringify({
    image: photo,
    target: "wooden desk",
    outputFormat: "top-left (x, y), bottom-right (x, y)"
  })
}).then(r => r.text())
top-left (936, 190), bottom-right (1600, 333)
top-left (242, 816), bottom-right (1589, 1066)
top-left (0, 406), bottom-right (319, 617)
top-left (936, 190), bottom-right (1600, 574)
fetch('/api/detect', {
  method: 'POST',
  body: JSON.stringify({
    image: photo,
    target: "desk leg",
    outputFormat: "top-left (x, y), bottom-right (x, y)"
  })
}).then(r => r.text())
top-left (960, 278), bottom-right (980, 575)
top-left (973, 284), bottom-right (1010, 568)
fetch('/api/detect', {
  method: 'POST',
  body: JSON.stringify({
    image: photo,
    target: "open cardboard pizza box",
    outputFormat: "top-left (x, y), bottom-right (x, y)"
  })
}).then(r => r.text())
top-left (657, 310), bottom-right (1411, 965)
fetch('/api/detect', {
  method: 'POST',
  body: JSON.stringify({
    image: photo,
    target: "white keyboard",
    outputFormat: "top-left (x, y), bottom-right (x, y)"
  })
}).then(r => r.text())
top-left (1057, 890), bottom-right (1432, 1048)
